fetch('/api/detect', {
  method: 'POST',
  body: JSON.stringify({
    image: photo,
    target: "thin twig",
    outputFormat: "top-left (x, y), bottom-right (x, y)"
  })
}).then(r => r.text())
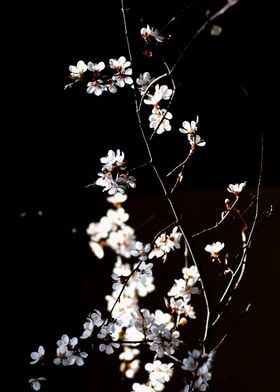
top-left (192, 197), bottom-right (240, 238)
top-left (167, 150), bottom-right (193, 177)
top-left (211, 303), bottom-right (252, 352)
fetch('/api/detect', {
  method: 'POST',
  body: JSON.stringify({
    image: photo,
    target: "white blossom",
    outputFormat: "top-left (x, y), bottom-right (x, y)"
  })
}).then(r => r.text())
top-left (147, 324), bottom-right (181, 358)
top-left (136, 72), bottom-right (153, 94)
top-left (182, 265), bottom-right (200, 287)
top-left (112, 272), bottom-right (127, 291)
top-left (170, 297), bottom-right (196, 318)
top-left (86, 80), bottom-right (106, 95)
top-left (69, 60), bottom-right (87, 79)
top-left (100, 149), bottom-right (125, 172)
top-left (179, 118), bottom-right (199, 135)
top-left (80, 309), bottom-right (103, 339)
top-left (204, 241), bottom-right (224, 258)
top-left (97, 323), bottom-right (120, 355)
top-left (149, 108), bottom-right (173, 134)
top-left (149, 226), bottom-right (182, 260)
top-left (87, 61), bottom-right (105, 73)
top-left (141, 25), bottom-right (165, 42)
top-left (227, 181), bottom-right (247, 196)
top-left (107, 192), bottom-right (127, 205)
top-left (182, 350), bottom-right (214, 391)
top-left (89, 242), bottom-right (104, 259)
top-left (67, 350), bottom-right (88, 366)
top-left (131, 242), bottom-right (151, 261)
top-left (144, 84), bottom-right (172, 106)
top-left (181, 349), bottom-right (201, 372)
top-left (110, 56), bottom-right (133, 87)
top-left (179, 117), bottom-right (206, 148)
top-left (145, 360), bottom-right (174, 391)
top-left (135, 261), bottom-right (153, 283)
top-left (30, 345), bottom-right (45, 365)
top-left (132, 383), bottom-right (155, 392)
top-left (28, 377), bottom-right (47, 391)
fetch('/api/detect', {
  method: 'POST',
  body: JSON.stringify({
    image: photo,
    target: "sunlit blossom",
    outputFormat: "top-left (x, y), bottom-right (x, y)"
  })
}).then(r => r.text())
top-left (141, 24), bottom-right (165, 42)
top-left (149, 108), bottom-right (173, 134)
top-left (204, 241), bottom-right (225, 259)
top-left (69, 60), bottom-right (87, 79)
top-left (227, 181), bottom-right (247, 196)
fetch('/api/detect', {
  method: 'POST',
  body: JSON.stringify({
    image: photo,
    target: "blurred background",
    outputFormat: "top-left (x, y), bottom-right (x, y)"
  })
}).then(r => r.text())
top-left (4, 0), bottom-right (279, 391)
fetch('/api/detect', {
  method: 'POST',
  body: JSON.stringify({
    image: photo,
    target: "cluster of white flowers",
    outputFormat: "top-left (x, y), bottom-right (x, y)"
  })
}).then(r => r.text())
top-left (87, 193), bottom-right (135, 259)
top-left (168, 265), bottom-right (200, 323)
top-left (144, 84), bottom-right (173, 135)
top-left (179, 116), bottom-right (206, 151)
top-left (145, 360), bottom-right (174, 391)
top-left (182, 349), bottom-right (214, 391)
top-left (148, 226), bottom-right (182, 261)
top-left (95, 149), bottom-right (136, 196)
top-left (80, 309), bottom-right (103, 339)
top-left (53, 334), bottom-right (88, 366)
top-left (68, 56), bottom-right (133, 95)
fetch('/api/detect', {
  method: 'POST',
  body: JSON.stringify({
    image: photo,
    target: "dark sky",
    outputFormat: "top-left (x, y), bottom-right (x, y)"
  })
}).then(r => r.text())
top-left (4, 1), bottom-right (278, 391)
top-left (6, 0), bottom-right (278, 210)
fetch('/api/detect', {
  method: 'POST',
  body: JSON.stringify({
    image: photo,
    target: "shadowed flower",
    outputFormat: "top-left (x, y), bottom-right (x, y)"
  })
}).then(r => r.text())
top-left (28, 377), bottom-right (47, 391)
top-left (30, 345), bottom-right (45, 365)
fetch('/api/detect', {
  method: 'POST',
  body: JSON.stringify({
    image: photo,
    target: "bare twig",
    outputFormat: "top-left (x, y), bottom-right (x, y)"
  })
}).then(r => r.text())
top-left (192, 197), bottom-right (240, 238)
top-left (211, 303), bottom-right (252, 352)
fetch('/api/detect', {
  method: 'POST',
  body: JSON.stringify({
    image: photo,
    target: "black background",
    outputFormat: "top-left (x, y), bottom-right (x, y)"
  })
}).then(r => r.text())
top-left (4, 0), bottom-right (279, 391)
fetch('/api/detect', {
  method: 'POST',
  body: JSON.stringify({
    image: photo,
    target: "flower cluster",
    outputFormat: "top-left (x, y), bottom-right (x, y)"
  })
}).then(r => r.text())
top-left (53, 334), bottom-right (88, 366)
top-left (179, 116), bottom-right (206, 151)
top-left (168, 265), bottom-right (200, 324)
top-left (67, 56), bottom-right (133, 95)
top-left (95, 149), bottom-right (136, 196)
top-left (148, 226), bottom-right (182, 261)
top-left (181, 349), bottom-right (214, 391)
